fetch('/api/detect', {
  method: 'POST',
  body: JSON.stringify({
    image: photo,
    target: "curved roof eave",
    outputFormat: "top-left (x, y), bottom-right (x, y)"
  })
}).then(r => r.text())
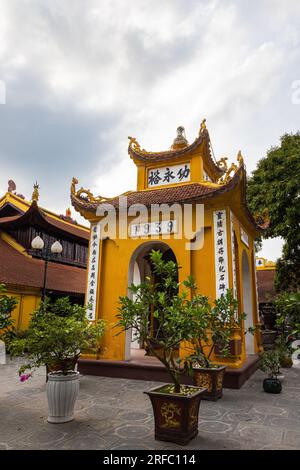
top-left (128, 129), bottom-right (224, 178)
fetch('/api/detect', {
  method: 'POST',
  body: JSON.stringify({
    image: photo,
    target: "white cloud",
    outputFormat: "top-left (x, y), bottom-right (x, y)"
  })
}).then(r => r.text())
top-left (0, 0), bottom-right (299, 259)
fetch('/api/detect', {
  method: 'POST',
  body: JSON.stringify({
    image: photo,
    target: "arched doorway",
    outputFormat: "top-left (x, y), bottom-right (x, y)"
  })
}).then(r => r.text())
top-left (126, 242), bottom-right (178, 360)
top-left (242, 250), bottom-right (255, 355)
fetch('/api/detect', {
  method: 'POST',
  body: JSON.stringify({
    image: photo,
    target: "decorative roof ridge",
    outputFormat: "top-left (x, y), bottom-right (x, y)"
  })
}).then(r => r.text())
top-left (70, 172), bottom-right (244, 215)
top-left (118, 181), bottom-right (217, 195)
top-left (0, 200), bottom-right (90, 241)
top-left (70, 153), bottom-right (267, 233)
top-left (127, 121), bottom-right (225, 178)
top-left (1, 190), bottom-right (89, 232)
top-left (128, 128), bottom-right (208, 160)
top-left (0, 192), bottom-right (30, 208)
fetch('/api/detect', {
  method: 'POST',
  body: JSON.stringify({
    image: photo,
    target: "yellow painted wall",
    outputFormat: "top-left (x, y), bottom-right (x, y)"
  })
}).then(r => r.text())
top-left (79, 142), bottom-right (261, 369)
top-left (136, 143), bottom-right (208, 191)
top-left (86, 199), bottom-right (260, 367)
top-left (5, 289), bottom-right (40, 331)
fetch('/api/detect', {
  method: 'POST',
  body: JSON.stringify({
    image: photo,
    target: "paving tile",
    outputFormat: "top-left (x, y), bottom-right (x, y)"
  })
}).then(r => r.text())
top-left (232, 423), bottom-right (284, 445)
top-left (264, 416), bottom-right (300, 431)
top-left (1, 359), bottom-right (300, 450)
top-left (282, 430), bottom-right (300, 448)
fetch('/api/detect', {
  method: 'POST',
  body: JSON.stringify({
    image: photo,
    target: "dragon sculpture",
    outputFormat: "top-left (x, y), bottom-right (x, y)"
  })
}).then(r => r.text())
top-left (71, 177), bottom-right (106, 203)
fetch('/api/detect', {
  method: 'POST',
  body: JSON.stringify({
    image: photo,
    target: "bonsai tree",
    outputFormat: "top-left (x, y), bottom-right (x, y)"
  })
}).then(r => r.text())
top-left (10, 296), bottom-right (105, 378)
top-left (184, 290), bottom-right (245, 369)
top-left (259, 350), bottom-right (281, 379)
top-left (0, 284), bottom-right (18, 343)
top-left (117, 250), bottom-right (227, 393)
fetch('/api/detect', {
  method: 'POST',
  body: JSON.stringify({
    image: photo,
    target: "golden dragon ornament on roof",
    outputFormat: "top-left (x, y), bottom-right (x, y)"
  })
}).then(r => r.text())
top-left (71, 177), bottom-right (106, 203)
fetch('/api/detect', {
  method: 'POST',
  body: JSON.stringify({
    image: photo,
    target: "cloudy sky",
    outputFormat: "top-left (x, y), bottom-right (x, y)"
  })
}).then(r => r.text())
top-left (0, 0), bottom-right (299, 259)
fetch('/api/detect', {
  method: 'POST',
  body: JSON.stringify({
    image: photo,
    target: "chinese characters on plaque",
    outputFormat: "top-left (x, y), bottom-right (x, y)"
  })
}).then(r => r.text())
top-left (147, 163), bottom-right (190, 188)
top-left (230, 211), bottom-right (238, 319)
top-left (214, 210), bottom-right (229, 298)
top-left (86, 222), bottom-right (101, 320)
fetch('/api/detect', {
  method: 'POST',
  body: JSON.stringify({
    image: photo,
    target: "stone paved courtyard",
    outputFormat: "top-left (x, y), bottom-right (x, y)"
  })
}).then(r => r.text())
top-left (0, 359), bottom-right (300, 450)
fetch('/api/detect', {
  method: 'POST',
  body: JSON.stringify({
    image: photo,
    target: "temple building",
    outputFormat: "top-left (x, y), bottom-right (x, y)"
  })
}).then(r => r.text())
top-left (71, 120), bottom-right (267, 386)
top-left (0, 182), bottom-right (90, 329)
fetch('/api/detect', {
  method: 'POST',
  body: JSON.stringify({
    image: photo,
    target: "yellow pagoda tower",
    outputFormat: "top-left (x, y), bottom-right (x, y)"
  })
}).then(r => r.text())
top-left (71, 120), bottom-right (266, 387)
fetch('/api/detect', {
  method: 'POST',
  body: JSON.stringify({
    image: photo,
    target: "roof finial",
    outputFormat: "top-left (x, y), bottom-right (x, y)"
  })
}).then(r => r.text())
top-left (7, 180), bottom-right (16, 193)
top-left (31, 181), bottom-right (39, 203)
top-left (171, 126), bottom-right (188, 150)
top-left (237, 150), bottom-right (244, 167)
top-left (199, 118), bottom-right (206, 135)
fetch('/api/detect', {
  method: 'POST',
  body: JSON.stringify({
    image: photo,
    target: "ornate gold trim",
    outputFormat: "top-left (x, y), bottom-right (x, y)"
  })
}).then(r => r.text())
top-left (194, 371), bottom-right (212, 392)
top-left (216, 371), bottom-right (224, 391)
top-left (217, 150), bottom-right (244, 185)
top-left (71, 177), bottom-right (106, 204)
top-left (188, 401), bottom-right (198, 428)
top-left (160, 401), bottom-right (181, 429)
top-left (31, 181), bottom-right (39, 203)
top-left (198, 118), bottom-right (207, 135)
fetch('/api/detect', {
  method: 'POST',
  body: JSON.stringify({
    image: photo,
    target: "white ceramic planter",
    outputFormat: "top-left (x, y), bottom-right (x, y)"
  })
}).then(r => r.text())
top-left (46, 371), bottom-right (80, 423)
top-left (0, 340), bottom-right (6, 365)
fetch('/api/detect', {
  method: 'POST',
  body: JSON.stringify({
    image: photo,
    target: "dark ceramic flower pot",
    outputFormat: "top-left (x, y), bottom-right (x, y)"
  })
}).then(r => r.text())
top-left (263, 378), bottom-right (282, 394)
top-left (144, 384), bottom-right (206, 445)
top-left (192, 365), bottom-right (227, 401)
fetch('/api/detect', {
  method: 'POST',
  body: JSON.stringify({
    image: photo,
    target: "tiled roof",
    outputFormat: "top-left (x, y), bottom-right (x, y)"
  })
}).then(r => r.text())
top-left (128, 129), bottom-right (224, 178)
top-left (0, 202), bottom-right (89, 242)
top-left (0, 237), bottom-right (86, 294)
top-left (71, 167), bottom-right (266, 233)
top-left (0, 192), bottom-right (89, 234)
top-left (105, 183), bottom-right (219, 208)
top-left (71, 168), bottom-right (244, 212)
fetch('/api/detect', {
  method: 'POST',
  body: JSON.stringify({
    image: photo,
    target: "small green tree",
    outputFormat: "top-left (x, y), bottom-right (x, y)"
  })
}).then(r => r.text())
top-left (247, 132), bottom-right (300, 292)
top-left (117, 250), bottom-right (243, 393)
top-left (185, 290), bottom-right (245, 369)
top-left (259, 350), bottom-right (281, 378)
top-left (10, 297), bottom-right (105, 376)
top-left (0, 284), bottom-right (18, 339)
top-left (274, 292), bottom-right (300, 360)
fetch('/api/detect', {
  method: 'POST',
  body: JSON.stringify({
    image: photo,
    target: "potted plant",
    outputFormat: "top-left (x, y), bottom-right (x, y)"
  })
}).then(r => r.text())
top-left (259, 350), bottom-right (282, 393)
top-left (10, 297), bottom-right (105, 423)
top-left (0, 284), bottom-right (18, 364)
top-left (184, 290), bottom-right (245, 401)
top-left (274, 334), bottom-right (294, 368)
top-left (117, 250), bottom-right (208, 445)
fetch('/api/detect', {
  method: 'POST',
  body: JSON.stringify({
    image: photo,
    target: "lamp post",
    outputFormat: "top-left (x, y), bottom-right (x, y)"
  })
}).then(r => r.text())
top-left (31, 236), bottom-right (63, 301)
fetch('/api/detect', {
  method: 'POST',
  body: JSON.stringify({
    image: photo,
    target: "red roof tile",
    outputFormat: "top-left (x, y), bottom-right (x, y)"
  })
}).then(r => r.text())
top-left (0, 238), bottom-right (86, 294)
top-left (106, 183), bottom-right (218, 208)
top-left (71, 167), bottom-right (265, 233)
top-left (0, 202), bottom-right (89, 242)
